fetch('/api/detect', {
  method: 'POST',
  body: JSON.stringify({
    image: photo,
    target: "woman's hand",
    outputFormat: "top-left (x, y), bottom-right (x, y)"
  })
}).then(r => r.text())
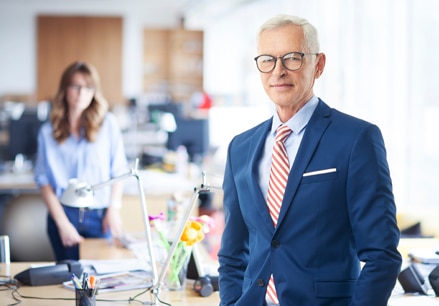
top-left (58, 221), bottom-right (84, 247)
top-left (103, 206), bottom-right (124, 246)
top-left (40, 185), bottom-right (84, 247)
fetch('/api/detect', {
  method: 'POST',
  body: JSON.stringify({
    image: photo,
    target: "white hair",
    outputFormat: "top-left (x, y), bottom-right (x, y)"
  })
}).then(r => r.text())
top-left (257, 14), bottom-right (320, 53)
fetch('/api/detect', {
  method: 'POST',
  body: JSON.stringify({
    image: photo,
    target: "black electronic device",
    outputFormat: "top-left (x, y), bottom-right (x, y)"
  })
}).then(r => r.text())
top-left (429, 265), bottom-right (439, 296)
top-left (148, 102), bottom-right (183, 119)
top-left (186, 250), bottom-right (201, 280)
top-left (194, 276), bottom-right (213, 297)
top-left (193, 275), bottom-right (219, 297)
top-left (187, 248), bottom-right (219, 297)
top-left (8, 109), bottom-right (46, 161)
top-left (14, 260), bottom-right (83, 286)
top-left (397, 264), bottom-right (428, 295)
top-left (166, 118), bottom-right (209, 162)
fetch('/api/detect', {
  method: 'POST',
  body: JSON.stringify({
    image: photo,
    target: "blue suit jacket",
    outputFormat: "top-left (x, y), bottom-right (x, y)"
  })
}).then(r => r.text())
top-left (218, 100), bottom-right (402, 306)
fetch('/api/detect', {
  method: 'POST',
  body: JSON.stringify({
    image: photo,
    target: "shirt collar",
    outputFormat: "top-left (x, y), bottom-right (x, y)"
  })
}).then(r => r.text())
top-left (271, 96), bottom-right (319, 136)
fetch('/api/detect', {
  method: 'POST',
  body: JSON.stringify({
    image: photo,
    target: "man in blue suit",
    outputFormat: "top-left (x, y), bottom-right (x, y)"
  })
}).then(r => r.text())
top-left (218, 14), bottom-right (402, 306)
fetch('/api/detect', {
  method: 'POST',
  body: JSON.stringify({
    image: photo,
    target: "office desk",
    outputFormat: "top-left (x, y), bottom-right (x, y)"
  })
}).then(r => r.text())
top-left (397, 237), bottom-right (439, 259)
top-left (0, 263), bottom-right (220, 306)
top-left (81, 239), bottom-right (439, 306)
top-left (3, 238), bottom-right (439, 305)
top-left (0, 238), bottom-right (220, 305)
top-left (0, 171), bottom-right (36, 192)
top-left (2, 264), bottom-right (439, 306)
top-left (80, 239), bottom-right (136, 260)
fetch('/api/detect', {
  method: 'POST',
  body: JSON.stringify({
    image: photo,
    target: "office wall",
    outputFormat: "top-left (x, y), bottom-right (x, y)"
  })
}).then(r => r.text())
top-left (37, 16), bottom-right (123, 104)
top-left (1, 0), bottom-right (439, 226)
top-left (0, 0), bottom-right (187, 101)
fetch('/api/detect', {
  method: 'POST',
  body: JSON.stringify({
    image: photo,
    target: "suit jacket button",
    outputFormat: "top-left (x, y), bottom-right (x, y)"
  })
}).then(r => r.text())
top-left (257, 279), bottom-right (265, 287)
top-left (271, 240), bottom-right (280, 248)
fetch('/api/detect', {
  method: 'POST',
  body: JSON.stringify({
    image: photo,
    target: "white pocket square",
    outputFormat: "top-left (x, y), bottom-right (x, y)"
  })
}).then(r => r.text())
top-left (303, 168), bottom-right (337, 177)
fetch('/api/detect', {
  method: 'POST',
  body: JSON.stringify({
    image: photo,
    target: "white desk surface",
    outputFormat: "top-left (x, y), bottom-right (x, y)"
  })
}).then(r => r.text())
top-left (0, 171), bottom-right (36, 191)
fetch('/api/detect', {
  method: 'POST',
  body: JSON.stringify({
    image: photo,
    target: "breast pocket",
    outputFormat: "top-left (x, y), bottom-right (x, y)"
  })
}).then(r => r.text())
top-left (302, 169), bottom-right (338, 184)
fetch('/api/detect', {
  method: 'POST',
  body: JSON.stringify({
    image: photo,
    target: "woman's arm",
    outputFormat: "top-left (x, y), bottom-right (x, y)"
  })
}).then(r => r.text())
top-left (40, 184), bottom-right (84, 247)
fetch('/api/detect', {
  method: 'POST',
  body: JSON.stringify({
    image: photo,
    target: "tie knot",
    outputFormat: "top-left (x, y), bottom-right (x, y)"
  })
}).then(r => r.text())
top-left (275, 125), bottom-right (291, 143)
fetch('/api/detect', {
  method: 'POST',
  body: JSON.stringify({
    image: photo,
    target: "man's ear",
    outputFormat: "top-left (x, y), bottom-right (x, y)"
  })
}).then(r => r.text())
top-left (315, 53), bottom-right (326, 78)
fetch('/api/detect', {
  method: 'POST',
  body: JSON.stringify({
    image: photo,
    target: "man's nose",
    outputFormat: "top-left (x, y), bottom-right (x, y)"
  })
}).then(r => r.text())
top-left (272, 57), bottom-right (286, 75)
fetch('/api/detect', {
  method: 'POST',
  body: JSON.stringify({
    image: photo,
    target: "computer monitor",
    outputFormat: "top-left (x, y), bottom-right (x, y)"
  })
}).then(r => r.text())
top-left (148, 103), bottom-right (183, 120)
top-left (166, 118), bottom-right (209, 162)
top-left (8, 109), bottom-right (46, 161)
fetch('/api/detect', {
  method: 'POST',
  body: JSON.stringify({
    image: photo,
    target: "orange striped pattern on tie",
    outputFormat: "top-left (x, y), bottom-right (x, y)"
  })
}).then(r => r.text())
top-left (267, 274), bottom-right (279, 305)
top-left (267, 124), bottom-right (291, 226)
top-left (266, 124), bottom-right (291, 305)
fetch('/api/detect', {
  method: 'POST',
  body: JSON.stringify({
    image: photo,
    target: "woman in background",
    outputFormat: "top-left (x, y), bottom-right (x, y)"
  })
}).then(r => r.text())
top-left (34, 61), bottom-right (128, 261)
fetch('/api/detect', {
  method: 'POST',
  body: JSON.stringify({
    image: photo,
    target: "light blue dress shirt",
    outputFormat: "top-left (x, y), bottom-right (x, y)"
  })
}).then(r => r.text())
top-left (34, 112), bottom-right (128, 209)
top-left (258, 96), bottom-right (319, 201)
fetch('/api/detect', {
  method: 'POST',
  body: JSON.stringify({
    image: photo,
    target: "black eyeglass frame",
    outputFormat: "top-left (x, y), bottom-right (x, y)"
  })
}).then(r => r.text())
top-left (254, 52), bottom-right (319, 73)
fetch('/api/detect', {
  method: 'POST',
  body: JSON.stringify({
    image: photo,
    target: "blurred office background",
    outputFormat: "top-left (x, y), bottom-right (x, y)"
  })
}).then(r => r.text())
top-left (0, 0), bottom-right (438, 241)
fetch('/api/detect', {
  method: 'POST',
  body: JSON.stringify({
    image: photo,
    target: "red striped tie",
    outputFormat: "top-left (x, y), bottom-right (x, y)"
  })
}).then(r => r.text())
top-left (266, 124), bottom-right (291, 305)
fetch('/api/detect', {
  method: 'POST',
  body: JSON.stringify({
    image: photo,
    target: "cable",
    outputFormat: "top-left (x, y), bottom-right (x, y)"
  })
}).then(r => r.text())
top-left (127, 286), bottom-right (172, 305)
top-left (10, 286), bottom-right (75, 305)
top-left (2, 274), bottom-right (175, 305)
top-left (154, 294), bottom-right (172, 306)
top-left (3, 282), bottom-right (175, 306)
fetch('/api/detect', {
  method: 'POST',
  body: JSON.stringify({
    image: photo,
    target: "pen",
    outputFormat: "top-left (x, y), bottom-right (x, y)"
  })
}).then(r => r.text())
top-left (71, 273), bottom-right (83, 290)
top-left (88, 275), bottom-right (96, 289)
top-left (82, 272), bottom-right (89, 289)
top-left (92, 278), bottom-right (100, 296)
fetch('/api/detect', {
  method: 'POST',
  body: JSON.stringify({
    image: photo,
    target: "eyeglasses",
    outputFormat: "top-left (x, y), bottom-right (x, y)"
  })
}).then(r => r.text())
top-left (68, 84), bottom-right (95, 92)
top-left (254, 52), bottom-right (319, 73)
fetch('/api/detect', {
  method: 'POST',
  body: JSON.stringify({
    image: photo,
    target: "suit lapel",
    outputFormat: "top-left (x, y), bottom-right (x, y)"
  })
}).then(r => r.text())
top-left (245, 119), bottom-right (275, 229)
top-left (276, 100), bottom-right (332, 227)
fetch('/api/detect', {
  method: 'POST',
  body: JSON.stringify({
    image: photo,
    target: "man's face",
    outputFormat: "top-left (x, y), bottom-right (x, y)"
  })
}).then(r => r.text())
top-left (257, 24), bottom-right (324, 117)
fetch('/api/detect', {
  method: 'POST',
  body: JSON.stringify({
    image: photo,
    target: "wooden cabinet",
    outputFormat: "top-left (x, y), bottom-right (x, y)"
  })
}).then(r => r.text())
top-left (143, 28), bottom-right (203, 103)
top-left (37, 16), bottom-right (123, 106)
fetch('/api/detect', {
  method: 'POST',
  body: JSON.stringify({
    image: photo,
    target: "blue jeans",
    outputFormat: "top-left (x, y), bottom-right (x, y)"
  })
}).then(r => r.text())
top-left (47, 206), bottom-right (110, 261)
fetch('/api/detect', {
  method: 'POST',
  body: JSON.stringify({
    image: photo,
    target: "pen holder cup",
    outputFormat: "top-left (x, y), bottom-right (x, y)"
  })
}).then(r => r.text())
top-left (75, 289), bottom-right (96, 306)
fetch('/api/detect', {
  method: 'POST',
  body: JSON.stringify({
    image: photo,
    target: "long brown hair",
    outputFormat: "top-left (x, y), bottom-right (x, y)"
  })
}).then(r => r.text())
top-left (50, 61), bottom-right (108, 143)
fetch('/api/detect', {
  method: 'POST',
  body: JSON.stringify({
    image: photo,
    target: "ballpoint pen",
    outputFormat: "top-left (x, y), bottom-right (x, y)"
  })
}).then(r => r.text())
top-left (71, 273), bottom-right (83, 290)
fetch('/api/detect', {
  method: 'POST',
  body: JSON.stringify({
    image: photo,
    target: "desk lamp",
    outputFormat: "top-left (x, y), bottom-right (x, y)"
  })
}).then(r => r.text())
top-left (151, 172), bottom-right (221, 296)
top-left (61, 160), bottom-right (222, 305)
top-left (60, 159), bottom-right (158, 287)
